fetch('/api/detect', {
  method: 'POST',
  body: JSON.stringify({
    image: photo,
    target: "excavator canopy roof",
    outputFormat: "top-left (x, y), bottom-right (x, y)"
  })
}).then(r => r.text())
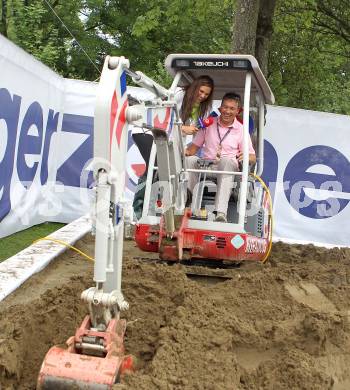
top-left (165, 53), bottom-right (275, 104)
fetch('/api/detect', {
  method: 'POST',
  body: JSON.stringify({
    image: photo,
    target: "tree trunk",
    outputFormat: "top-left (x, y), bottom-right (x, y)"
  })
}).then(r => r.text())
top-left (255, 0), bottom-right (277, 76)
top-left (232, 0), bottom-right (277, 76)
top-left (232, 0), bottom-right (260, 55)
top-left (1, 0), bottom-right (8, 37)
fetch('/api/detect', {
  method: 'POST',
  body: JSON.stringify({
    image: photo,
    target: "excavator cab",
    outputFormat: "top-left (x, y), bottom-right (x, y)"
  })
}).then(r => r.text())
top-left (135, 53), bottom-right (275, 263)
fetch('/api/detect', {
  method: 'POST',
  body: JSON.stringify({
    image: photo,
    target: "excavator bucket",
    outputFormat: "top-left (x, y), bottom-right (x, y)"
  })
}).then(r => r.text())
top-left (37, 316), bottom-right (133, 389)
top-left (37, 346), bottom-right (125, 389)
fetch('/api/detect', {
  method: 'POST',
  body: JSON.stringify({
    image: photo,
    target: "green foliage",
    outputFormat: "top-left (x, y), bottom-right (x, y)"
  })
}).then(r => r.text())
top-left (1, 0), bottom-right (104, 79)
top-left (268, 0), bottom-right (350, 114)
top-left (1, 0), bottom-right (349, 114)
top-left (11, 1), bottom-right (63, 70)
top-left (82, 0), bottom-right (234, 84)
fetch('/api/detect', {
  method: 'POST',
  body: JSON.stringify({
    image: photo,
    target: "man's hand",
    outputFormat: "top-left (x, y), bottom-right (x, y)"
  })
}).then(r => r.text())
top-left (182, 124), bottom-right (199, 135)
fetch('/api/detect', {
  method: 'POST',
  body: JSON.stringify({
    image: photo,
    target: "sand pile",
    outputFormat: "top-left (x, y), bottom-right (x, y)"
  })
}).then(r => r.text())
top-left (1, 237), bottom-right (350, 389)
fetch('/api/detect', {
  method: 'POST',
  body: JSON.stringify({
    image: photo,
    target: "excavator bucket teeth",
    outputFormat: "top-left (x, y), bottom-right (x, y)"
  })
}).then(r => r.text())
top-left (37, 346), bottom-right (124, 390)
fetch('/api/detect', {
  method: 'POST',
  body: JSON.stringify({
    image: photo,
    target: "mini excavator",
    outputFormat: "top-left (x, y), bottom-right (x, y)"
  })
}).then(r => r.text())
top-left (37, 53), bottom-right (274, 388)
top-left (134, 54), bottom-right (275, 264)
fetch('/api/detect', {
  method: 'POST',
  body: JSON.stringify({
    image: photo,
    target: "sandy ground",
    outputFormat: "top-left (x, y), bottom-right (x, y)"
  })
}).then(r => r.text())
top-left (1, 235), bottom-right (350, 390)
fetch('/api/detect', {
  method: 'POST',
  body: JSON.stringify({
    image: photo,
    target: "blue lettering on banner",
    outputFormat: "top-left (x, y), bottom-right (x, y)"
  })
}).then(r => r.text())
top-left (41, 109), bottom-right (59, 185)
top-left (17, 101), bottom-right (43, 188)
top-left (0, 88), bottom-right (94, 222)
top-left (0, 89), bottom-right (21, 221)
top-left (56, 114), bottom-right (94, 188)
top-left (261, 140), bottom-right (278, 203)
top-left (283, 145), bottom-right (350, 219)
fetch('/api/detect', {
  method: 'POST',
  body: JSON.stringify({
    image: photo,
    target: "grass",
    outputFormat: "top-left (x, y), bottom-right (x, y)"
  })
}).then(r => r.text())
top-left (0, 222), bottom-right (66, 262)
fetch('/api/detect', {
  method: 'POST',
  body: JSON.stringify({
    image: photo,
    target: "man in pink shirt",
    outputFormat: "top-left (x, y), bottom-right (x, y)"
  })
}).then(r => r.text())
top-left (185, 92), bottom-right (256, 222)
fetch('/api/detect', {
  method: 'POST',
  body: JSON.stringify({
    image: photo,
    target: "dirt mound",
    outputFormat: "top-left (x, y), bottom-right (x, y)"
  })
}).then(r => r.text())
top-left (1, 237), bottom-right (350, 389)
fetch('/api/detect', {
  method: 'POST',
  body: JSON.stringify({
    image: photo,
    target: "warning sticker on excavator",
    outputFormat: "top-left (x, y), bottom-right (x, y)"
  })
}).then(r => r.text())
top-left (231, 235), bottom-right (244, 249)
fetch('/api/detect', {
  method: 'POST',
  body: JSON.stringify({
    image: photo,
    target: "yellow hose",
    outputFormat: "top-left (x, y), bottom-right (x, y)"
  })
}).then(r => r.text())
top-left (33, 237), bottom-right (94, 262)
top-left (249, 173), bottom-right (274, 263)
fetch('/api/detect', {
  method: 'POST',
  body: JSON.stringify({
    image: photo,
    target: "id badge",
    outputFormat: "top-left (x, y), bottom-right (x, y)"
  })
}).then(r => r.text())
top-left (215, 145), bottom-right (222, 162)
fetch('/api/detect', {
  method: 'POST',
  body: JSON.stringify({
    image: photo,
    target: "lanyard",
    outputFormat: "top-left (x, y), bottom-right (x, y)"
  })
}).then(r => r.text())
top-left (216, 122), bottom-right (232, 145)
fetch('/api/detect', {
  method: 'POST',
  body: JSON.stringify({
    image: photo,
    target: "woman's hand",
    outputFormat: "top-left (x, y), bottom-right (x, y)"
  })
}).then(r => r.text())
top-left (236, 152), bottom-right (256, 164)
top-left (182, 124), bottom-right (199, 135)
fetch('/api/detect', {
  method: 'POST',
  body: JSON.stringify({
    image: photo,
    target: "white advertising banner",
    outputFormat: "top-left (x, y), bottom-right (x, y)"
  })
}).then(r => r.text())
top-left (0, 34), bottom-right (65, 236)
top-left (264, 106), bottom-right (350, 247)
top-left (1, 33), bottom-right (350, 247)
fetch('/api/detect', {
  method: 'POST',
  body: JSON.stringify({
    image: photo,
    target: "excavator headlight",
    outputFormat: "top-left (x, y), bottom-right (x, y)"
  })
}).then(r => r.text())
top-left (175, 59), bottom-right (190, 67)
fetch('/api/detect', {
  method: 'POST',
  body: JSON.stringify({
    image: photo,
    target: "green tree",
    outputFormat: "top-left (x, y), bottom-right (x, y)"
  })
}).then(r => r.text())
top-left (1, 0), bottom-right (349, 114)
top-left (0, 0), bottom-right (8, 37)
top-left (11, 1), bottom-right (63, 70)
top-left (83, 0), bottom-right (234, 84)
top-left (232, 0), bottom-right (277, 76)
top-left (1, 0), bottom-right (235, 82)
top-left (0, 0), bottom-right (104, 79)
top-left (268, 0), bottom-right (350, 114)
